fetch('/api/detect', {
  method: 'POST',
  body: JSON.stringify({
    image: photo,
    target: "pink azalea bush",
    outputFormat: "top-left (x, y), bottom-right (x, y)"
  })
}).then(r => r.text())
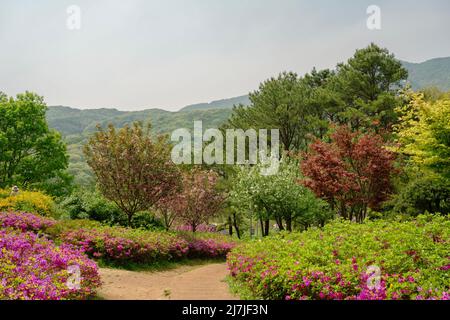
top-left (0, 211), bottom-right (56, 232)
top-left (227, 215), bottom-right (450, 300)
top-left (54, 222), bottom-right (237, 264)
top-left (175, 224), bottom-right (217, 233)
top-left (60, 227), bottom-right (189, 263)
top-left (0, 228), bottom-right (101, 300)
top-left (180, 232), bottom-right (236, 257)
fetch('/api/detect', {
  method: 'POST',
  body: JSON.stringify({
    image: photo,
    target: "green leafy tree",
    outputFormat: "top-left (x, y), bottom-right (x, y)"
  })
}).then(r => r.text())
top-left (230, 157), bottom-right (330, 235)
top-left (0, 92), bottom-right (69, 190)
top-left (329, 43), bottom-right (408, 131)
top-left (228, 71), bottom-right (326, 151)
top-left (390, 92), bottom-right (450, 216)
top-left (394, 92), bottom-right (450, 179)
top-left (84, 122), bottom-right (180, 225)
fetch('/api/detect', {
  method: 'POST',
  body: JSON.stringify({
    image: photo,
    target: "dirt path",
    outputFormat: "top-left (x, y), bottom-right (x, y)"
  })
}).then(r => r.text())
top-left (97, 263), bottom-right (238, 300)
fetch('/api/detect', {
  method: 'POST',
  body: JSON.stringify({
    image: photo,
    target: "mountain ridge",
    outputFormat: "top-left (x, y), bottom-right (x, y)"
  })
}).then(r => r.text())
top-left (47, 56), bottom-right (450, 138)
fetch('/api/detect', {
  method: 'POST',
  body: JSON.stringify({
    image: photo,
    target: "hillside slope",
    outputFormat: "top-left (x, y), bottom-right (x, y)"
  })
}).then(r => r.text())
top-left (402, 57), bottom-right (450, 91)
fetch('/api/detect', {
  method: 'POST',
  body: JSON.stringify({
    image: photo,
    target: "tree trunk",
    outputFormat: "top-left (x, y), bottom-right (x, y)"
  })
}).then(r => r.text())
top-left (286, 215), bottom-right (292, 232)
top-left (264, 219), bottom-right (270, 237)
top-left (232, 213), bottom-right (241, 239)
top-left (276, 216), bottom-right (284, 231)
top-left (228, 216), bottom-right (233, 236)
top-left (259, 217), bottom-right (264, 237)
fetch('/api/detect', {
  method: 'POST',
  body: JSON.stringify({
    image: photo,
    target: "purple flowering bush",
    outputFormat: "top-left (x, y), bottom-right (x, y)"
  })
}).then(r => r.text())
top-left (0, 211), bottom-right (56, 232)
top-left (179, 232), bottom-right (236, 258)
top-left (227, 215), bottom-right (450, 300)
top-left (175, 224), bottom-right (217, 233)
top-left (0, 228), bottom-right (101, 300)
top-left (54, 222), bottom-right (237, 264)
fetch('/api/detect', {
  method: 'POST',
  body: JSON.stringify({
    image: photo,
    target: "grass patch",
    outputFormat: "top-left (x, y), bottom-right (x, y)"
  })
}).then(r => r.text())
top-left (96, 257), bottom-right (227, 272)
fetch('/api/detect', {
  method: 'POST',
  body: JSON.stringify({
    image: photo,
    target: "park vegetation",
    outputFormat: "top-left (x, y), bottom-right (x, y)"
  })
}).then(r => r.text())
top-left (0, 43), bottom-right (449, 300)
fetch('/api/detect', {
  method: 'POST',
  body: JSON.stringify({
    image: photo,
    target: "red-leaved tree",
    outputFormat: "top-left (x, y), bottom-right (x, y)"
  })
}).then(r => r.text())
top-left (166, 169), bottom-right (224, 232)
top-left (301, 126), bottom-right (397, 222)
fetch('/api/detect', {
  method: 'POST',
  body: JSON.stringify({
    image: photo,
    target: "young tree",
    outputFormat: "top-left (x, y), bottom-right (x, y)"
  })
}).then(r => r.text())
top-left (301, 126), bottom-right (397, 222)
top-left (84, 122), bottom-right (180, 225)
top-left (390, 92), bottom-right (450, 216)
top-left (168, 169), bottom-right (224, 232)
top-left (0, 92), bottom-right (69, 190)
top-left (230, 157), bottom-right (330, 235)
top-left (394, 92), bottom-right (450, 179)
top-left (155, 194), bottom-right (181, 231)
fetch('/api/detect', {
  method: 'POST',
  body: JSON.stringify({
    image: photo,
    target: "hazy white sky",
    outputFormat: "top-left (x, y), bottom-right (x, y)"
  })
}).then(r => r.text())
top-left (1, 0), bottom-right (450, 111)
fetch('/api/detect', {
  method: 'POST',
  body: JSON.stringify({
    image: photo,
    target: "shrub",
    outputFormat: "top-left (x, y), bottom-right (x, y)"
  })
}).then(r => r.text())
top-left (60, 227), bottom-right (189, 263)
top-left (0, 211), bottom-right (56, 232)
top-left (50, 221), bottom-right (237, 264)
top-left (0, 189), bottom-right (57, 217)
top-left (58, 191), bottom-right (164, 230)
top-left (0, 229), bottom-right (101, 300)
top-left (227, 215), bottom-right (450, 300)
top-left (179, 232), bottom-right (237, 258)
top-left (175, 224), bottom-right (217, 233)
top-left (391, 175), bottom-right (450, 216)
top-left (57, 190), bottom-right (127, 224)
top-left (130, 211), bottom-right (165, 231)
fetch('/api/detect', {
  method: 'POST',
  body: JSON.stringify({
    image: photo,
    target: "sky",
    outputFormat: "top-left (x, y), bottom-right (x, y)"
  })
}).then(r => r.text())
top-left (1, 0), bottom-right (450, 111)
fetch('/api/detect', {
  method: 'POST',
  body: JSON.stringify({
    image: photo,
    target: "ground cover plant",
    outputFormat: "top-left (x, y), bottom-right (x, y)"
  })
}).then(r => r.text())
top-left (0, 228), bottom-right (101, 300)
top-left (227, 215), bottom-right (450, 300)
top-left (46, 219), bottom-right (237, 265)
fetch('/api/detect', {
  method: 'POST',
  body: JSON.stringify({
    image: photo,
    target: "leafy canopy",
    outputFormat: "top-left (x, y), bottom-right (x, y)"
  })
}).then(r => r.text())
top-left (0, 92), bottom-right (69, 191)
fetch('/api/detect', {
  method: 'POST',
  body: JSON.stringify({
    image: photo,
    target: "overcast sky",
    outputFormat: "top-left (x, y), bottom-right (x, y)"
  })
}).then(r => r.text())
top-left (1, 0), bottom-right (450, 111)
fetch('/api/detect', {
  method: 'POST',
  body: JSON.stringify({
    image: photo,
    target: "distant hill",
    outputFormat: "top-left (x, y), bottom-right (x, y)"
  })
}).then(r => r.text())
top-left (47, 95), bottom-right (249, 138)
top-left (402, 57), bottom-right (450, 91)
top-left (46, 104), bottom-right (236, 186)
top-left (180, 95), bottom-right (250, 112)
top-left (46, 56), bottom-right (450, 186)
top-left (47, 106), bottom-right (125, 136)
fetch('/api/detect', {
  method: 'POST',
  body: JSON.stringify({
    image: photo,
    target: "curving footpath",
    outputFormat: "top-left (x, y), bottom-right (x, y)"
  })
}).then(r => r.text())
top-left (98, 263), bottom-right (238, 300)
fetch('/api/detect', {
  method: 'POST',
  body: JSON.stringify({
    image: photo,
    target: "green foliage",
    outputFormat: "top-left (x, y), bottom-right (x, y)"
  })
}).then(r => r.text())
top-left (228, 71), bottom-right (330, 151)
top-left (129, 211), bottom-right (165, 231)
top-left (230, 157), bottom-right (331, 233)
top-left (47, 105), bottom-right (234, 188)
top-left (394, 92), bottom-right (450, 179)
top-left (228, 215), bottom-right (450, 300)
top-left (0, 92), bottom-right (70, 190)
top-left (57, 190), bottom-right (165, 230)
top-left (329, 43), bottom-right (408, 131)
top-left (58, 190), bottom-right (126, 223)
top-left (391, 174), bottom-right (450, 216)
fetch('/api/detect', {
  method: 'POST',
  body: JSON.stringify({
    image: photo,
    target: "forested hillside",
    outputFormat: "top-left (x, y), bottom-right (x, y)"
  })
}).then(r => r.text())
top-left (46, 57), bottom-right (450, 186)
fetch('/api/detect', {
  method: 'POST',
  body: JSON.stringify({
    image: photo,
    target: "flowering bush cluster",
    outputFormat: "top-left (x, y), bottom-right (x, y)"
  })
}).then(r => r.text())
top-left (0, 228), bottom-right (101, 300)
top-left (175, 224), bottom-right (217, 233)
top-left (0, 189), bottom-right (57, 217)
top-left (55, 222), bottom-right (237, 264)
top-left (227, 215), bottom-right (450, 300)
top-left (180, 232), bottom-right (236, 257)
top-left (0, 211), bottom-right (56, 232)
